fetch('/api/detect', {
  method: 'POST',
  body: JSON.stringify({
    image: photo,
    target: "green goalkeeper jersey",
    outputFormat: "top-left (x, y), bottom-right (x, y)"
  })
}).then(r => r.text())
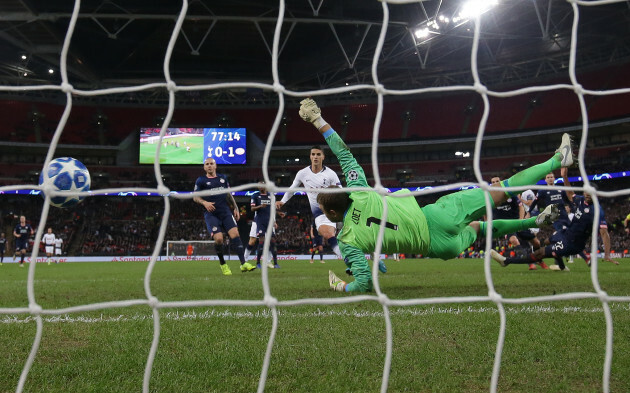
top-left (323, 129), bottom-right (430, 292)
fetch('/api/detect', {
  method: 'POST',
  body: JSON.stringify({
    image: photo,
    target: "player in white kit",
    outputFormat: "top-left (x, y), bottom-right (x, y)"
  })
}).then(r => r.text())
top-left (276, 145), bottom-right (343, 258)
top-left (41, 227), bottom-right (56, 265)
top-left (54, 236), bottom-right (63, 259)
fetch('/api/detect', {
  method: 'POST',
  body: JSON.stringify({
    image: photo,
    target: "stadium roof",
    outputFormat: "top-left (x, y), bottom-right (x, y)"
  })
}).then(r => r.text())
top-left (0, 0), bottom-right (629, 107)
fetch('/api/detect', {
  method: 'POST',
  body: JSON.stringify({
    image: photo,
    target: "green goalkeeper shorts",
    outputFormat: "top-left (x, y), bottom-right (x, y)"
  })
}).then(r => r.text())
top-left (421, 188), bottom-right (495, 259)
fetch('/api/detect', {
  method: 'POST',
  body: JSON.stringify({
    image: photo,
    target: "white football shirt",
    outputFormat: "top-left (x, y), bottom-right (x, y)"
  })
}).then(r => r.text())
top-left (280, 166), bottom-right (342, 218)
top-left (42, 233), bottom-right (56, 245)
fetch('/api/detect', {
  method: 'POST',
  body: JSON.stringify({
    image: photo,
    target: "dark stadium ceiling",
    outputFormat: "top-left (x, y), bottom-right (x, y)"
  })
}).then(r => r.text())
top-left (0, 0), bottom-right (629, 107)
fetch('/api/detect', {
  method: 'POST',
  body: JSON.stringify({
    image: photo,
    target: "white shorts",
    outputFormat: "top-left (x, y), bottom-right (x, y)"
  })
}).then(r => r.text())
top-left (55, 248), bottom-right (62, 256)
top-left (315, 215), bottom-right (337, 233)
top-left (249, 221), bottom-right (275, 238)
top-left (45, 246), bottom-right (54, 254)
top-left (248, 222), bottom-right (258, 238)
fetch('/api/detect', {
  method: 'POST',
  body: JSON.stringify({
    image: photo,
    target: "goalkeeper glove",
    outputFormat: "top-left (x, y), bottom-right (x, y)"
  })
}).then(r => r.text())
top-left (329, 270), bottom-right (347, 292)
top-left (299, 98), bottom-right (328, 130)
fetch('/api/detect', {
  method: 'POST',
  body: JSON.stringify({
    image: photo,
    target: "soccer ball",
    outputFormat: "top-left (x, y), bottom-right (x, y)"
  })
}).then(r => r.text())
top-left (38, 157), bottom-right (91, 208)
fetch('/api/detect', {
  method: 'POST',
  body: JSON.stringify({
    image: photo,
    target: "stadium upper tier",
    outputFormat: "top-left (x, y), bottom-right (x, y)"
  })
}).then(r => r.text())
top-left (0, 63), bottom-right (628, 146)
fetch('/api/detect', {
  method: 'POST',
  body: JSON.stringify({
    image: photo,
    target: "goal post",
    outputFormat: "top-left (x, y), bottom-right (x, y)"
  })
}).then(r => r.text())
top-left (166, 240), bottom-right (218, 259)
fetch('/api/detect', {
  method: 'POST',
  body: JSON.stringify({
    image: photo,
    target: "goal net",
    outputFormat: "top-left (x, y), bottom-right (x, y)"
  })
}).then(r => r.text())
top-left (166, 240), bottom-right (216, 258)
top-left (1, 1), bottom-right (629, 393)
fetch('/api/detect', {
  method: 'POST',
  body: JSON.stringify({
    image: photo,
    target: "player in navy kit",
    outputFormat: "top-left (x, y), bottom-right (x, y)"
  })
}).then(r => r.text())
top-left (244, 183), bottom-right (285, 265)
top-left (13, 215), bottom-right (34, 267)
top-left (0, 232), bottom-right (6, 265)
top-left (492, 173), bottom-right (613, 271)
top-left (531, 172), bottom-right (573, 231)
top-left (193, 157), bottom-right (256, 275)
top-left (251, 183), bottom-right (280, 269)
top-left (489, 177), bottom-right (549, 270)
top-left (310, 222), bottom-right (324, 264)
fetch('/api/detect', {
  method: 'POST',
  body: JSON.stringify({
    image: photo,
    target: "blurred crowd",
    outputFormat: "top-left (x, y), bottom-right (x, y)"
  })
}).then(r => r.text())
top-left (1, 184), bottom-right (629, 258)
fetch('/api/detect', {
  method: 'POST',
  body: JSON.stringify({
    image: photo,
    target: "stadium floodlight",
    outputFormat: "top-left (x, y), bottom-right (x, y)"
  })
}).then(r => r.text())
top-left (413, 0), bottom-right (499, 46)
top-left (414, 27), bottom-right (430, 39)
top-left (458, 0), bottom-right (499, 20)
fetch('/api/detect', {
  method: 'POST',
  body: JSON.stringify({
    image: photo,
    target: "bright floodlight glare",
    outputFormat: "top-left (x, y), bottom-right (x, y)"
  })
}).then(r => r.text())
top-left (21, 54), bottom-right (27, 60)
top-left (414, 27), bottom-right (430, 39)
top-left (48, 68), bottom-right (54, 74)
top-left (459, 0), bottom-right (498, 19)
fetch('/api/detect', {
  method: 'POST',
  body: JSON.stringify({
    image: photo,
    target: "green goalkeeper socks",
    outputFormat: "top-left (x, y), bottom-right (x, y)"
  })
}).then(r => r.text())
top-left (480, 217), bottom-right (537, 238)
top-left (501, 153), bottom-right (562, 196)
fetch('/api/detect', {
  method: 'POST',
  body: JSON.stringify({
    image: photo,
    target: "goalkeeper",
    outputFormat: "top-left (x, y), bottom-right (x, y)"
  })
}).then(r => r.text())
top-left (297, 98), bottom-right (572, 292)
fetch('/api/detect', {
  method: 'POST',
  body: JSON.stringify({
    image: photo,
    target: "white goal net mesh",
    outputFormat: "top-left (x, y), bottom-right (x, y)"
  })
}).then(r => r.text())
top-left (166, 240), bottom-right (215, 258)
top-left (1, 1), bottom-right (630, 392)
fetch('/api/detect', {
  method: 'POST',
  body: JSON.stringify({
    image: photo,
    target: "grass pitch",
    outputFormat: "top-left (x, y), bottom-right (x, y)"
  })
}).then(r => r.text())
top-left (1, 258), bottom-right (629, 393)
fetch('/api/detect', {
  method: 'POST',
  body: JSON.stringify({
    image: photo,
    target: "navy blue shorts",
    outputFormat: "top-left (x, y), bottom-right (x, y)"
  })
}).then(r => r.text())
top-left (312, 236), bottom-right (323, 247)
top-left (546, 232), bottom-right (583, 257)
top-left (15, 239), bottom-right (29, 251)
top-left (254, 217), bottom-right (275, 238)
top-left (204, 209), bottom-right (237, 238)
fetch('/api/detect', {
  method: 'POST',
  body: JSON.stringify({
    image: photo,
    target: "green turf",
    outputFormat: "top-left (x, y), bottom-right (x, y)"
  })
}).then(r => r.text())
top-left (0, 258), bottom-right (629, 392)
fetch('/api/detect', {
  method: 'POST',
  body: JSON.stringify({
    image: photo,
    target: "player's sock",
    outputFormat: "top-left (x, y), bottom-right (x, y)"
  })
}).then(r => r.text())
top-left (320, 253), bottom-right (324, 261)
top-left (271, 242), bottom-right (278, 265)
top-left (500, 155), bottom-right (561, 197)
top-left (244, 243), bottom-right (255, 260)
top-left (215, 243), bottom-right (226, 265)
top-left (555, 256), bottom-right (567, 270)
top-left (230, 236), bottom-right (246, 264)
top-left (480, 217), bottom-right (537, 238)
top-left (256, 248), bottom-right (262, 263)
top-left (504, 252), bottom-right (538, 266)
top-left (20, 254), bottom-right (25, 264)
top-left (328, 236), bottom-right (341, 258)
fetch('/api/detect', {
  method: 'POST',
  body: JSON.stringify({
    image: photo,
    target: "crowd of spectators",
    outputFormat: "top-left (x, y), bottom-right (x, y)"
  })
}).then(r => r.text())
top-left (1, 178), bottom-right (630, 258)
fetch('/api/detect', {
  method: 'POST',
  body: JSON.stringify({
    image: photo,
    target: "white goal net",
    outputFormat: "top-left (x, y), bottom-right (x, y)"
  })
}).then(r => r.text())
top-left (166, 240), bottom-right (216, 258)
top-left (1, 1), bottom-right (630, 393)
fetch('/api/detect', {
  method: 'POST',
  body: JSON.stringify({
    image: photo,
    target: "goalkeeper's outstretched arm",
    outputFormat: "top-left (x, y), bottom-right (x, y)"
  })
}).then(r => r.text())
top-left (340, 243), bottom-right (373, 292)
top-left (300, 98), bottom-right (374, 293)
top-left (299, 98), bottom-right (368, 189)
top-left (327, 245), bottom-right (373, 292)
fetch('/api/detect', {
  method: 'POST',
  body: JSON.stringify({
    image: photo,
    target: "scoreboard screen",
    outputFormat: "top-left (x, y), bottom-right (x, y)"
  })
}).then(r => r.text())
top-left (139, 127), bottom-right (247, 165)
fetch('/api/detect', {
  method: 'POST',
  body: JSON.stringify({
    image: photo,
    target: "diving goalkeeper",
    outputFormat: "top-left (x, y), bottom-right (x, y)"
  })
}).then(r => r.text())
top-left (297, 98), bottom-right (571, 292)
